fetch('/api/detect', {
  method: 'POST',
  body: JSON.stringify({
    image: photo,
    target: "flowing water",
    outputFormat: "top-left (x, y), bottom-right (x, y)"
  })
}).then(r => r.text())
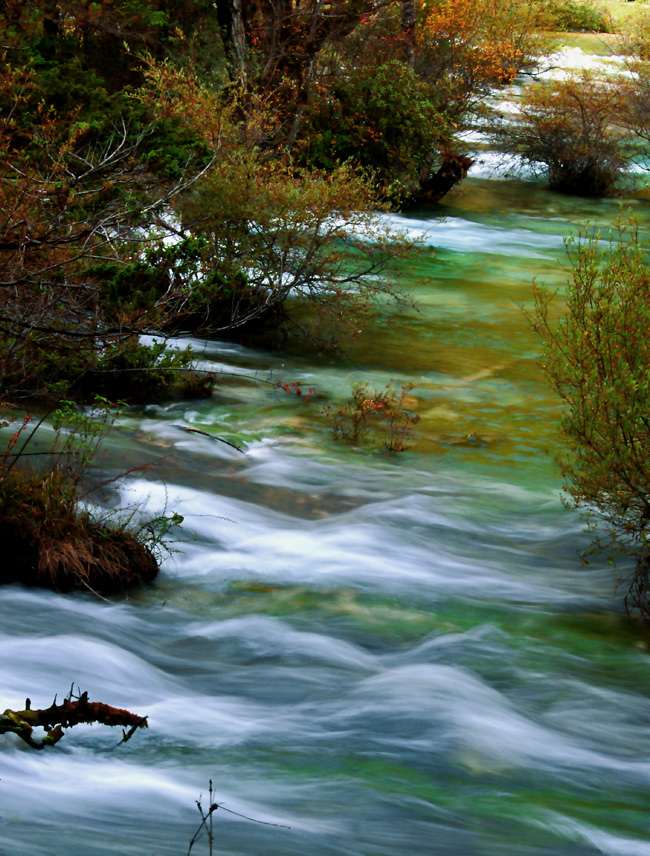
top-left (3, 176), bottom-right (650, 856)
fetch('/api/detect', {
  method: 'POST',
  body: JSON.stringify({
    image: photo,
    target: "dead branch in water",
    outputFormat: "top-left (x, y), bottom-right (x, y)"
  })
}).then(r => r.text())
top-left (0, 685), bottom-right (147, 749)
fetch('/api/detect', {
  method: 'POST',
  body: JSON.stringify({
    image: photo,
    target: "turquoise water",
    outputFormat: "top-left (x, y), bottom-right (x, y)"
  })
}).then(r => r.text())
top-left (2, 177), bottom-right (650, 856)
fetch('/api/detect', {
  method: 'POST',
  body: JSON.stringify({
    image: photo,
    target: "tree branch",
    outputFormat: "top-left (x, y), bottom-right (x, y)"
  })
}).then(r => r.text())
top-left (0, 688), bottom-right (148, 749)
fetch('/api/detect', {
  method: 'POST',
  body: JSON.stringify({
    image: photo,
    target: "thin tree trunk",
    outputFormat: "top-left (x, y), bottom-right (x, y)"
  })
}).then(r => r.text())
top-left (286, 54), bottom-right (317, 149)
top-left (231, 0), bottom-right (248, 78)
top-left (401, 0), bottom-right (416, 67)
top-left (286, 0), bottom-right (323, 149)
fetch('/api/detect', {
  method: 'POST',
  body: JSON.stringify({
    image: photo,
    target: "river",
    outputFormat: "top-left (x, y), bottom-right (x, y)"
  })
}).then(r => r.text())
top-left (2, 174), bottom-right (650, 856)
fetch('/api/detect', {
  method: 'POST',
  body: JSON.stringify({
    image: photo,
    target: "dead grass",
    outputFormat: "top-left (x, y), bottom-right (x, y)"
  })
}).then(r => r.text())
top-left (0, 463), bottom-right (159, 592)
top-left (0, 403), bottom-right (164, 593)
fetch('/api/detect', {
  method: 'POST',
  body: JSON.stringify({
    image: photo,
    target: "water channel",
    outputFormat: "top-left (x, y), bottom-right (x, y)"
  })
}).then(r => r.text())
top-left (2, 167), bottom-right (650, 855)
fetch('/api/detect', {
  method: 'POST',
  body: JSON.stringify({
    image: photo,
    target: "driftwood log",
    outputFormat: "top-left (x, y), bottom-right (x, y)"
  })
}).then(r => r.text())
top-left (0, 688), bottom-right (147, 749)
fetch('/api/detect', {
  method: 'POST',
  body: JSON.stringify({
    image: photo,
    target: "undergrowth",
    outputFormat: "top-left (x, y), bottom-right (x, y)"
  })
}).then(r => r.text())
top-left (0, 400), bottom-right (181, 593)
top-left (547, 0), bottom-right (612, 32)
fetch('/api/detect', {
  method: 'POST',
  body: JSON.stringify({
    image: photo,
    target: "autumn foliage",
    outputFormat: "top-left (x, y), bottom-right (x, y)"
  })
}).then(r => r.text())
top-left (416, 0), bottom-right (543, 117)
top-left (493, 71), bottom-right (637, 196)
top-left (325, 382), bottom-right (420, 452)
top-left (0, 0), bottom-right (545, 403)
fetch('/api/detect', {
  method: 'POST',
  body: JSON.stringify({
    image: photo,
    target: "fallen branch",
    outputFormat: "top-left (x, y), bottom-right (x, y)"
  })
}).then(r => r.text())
top-left (0, 686), bottom-right (147, 749)
top-left (177, 425), bottom-right (244, 453)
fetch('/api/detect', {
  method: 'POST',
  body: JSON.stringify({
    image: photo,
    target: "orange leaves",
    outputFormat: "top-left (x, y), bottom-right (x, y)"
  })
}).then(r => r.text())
top-left (416, 0), bottom-right (538, 106)
top-left (139, 58), bottom-right (273, 156)
top-left (1, 413), bottom-right (32, 466)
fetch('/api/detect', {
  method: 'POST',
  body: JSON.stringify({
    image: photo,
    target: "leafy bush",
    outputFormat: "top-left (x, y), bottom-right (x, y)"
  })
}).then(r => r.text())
top-left (528, 222), bottom-right (650, 615)
top-left (544, 0), bottom-right (612, 32)
top-left (417, 0), bottom-right (545, 115)
top-left (170, 154), bottom-right (412, 346)
top-left (0, 58), bottom-right (212, 401)
top-left (298, 60), bottom-right (447, 197)
top-left (82, 339), bottom-right (199, 403)
top-left (494, 73), bottom-right (634, 196)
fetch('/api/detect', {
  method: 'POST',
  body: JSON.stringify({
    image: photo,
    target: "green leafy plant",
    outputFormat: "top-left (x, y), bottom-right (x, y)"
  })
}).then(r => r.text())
top-left (544, 0), bottom-right (612, 32)
top-left (528, 221), bottom-right (650, 615)
top-left (298, 59), bottom-right (448, 197)
top-left (81, 339), bottom-right (206, 403)
top-left (325, 382), bottom-right (420, 452)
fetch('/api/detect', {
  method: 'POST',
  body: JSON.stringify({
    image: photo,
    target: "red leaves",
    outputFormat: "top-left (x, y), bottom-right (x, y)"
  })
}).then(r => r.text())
top-left (1, 413), bottom-right (32, 462)
top-left (275, 379), bottom-right (316, 401)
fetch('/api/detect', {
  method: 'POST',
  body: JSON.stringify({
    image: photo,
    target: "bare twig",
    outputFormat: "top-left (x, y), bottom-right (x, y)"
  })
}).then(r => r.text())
top-left (187, 780), bottom-right (290, 855)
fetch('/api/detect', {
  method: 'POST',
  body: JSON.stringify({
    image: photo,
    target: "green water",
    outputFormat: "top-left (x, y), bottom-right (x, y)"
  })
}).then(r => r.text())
top-left (3, 175), bottom-right (650, 856)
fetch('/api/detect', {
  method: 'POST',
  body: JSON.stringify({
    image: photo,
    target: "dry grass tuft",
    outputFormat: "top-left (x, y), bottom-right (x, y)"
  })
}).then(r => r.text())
top-left (0, 463), bottom-right (158, 592)
top-left (0, 403), bottom-right (167, 593)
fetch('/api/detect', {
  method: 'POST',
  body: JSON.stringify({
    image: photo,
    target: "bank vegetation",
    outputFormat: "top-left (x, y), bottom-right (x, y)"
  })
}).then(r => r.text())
top-left (3, 0), bottom-right (650, 594)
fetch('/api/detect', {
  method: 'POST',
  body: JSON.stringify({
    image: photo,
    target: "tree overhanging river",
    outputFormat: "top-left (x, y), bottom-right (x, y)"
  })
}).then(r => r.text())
top-left (3, 175), bottom-right (650, 856)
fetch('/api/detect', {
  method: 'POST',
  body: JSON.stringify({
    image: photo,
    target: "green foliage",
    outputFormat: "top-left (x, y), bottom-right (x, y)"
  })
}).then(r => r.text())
top-left (528, 222), bottom-right (650, 612)
top-left (0, 320), bottom-right (197, 403)
top-left (90, 237), bottom-right (211, 313)
top-left (2, 0), bottom-right (226, 83)
top-left (0, 1), bottom-right (216, 181)
top-left (325, 382), bottom-right (420, 452)
top-left (84, 339), bottom-right (196, 403)
top-left (51, 397), bottom-right (121, 469)
top-left (140, 118), bottom-right (212, 179)
top-left (173, 155), bottom-right (412, 344)
top-left (1, 0), bottom-right (540, 407)
top-left (298, 60), bottom-right (448, 196)
top-left (544, 0), bottom-right (612, 32)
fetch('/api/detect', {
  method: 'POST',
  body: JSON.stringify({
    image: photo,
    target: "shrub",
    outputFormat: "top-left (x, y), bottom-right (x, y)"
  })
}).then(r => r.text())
top-left (177, 370), bottom-right (218, 399)
top-left (298, 60), bottom-right (448, 197)
top-left (325, 382), bottom-right (420, 452)
top-left (171, 157), bottom-right (412, 346)
top-left (417, 0), bottom-right (545, 115)
top-left (0, 464), bottom-right (159, 593)
top-left (544, 0), bottom-right (612, 33)
top-left (619, 43), bottom-right (650, 161)
top-left (494, 72), bottom-right (634, 196)
top-left (528, 222), bottom-right (650, 615)
top-left (0, 57), bottom-right (212, 402)
top-left (79, 339), bottom-right (198, 403)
